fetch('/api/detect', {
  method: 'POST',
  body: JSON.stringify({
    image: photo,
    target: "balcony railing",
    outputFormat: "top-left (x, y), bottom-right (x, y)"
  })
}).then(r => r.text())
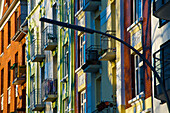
top-left (81, 45), bottom-right (101, 73)
top-left (153, 40), bottom-right (170, 101)
top-left (30, 89), bottom-right (45, 111)
top-left (1, 94), bottom-right (3, 111)
top-left (12, 13), bottom-right (28, 42)
top-left (31, 39), bottom-right (45, 62)
top-left (83, 0), bottom-right (101, 11)
top-left (42, 78), bottom-right (57, 102)
top-left (42, 26), bottom-right (58, 51)
top-left (99, 37), bottom-right (116, 61)
top-left (12, 65), bottom-right (26, 85)
top-left (153, 0), bottom-right (170, 20)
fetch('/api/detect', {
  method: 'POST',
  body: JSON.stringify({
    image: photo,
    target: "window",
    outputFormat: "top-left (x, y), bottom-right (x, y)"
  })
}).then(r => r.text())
top-left (8, 61), bottom-right (11, 88)
top-left (154, 40), bottom-right (170, 98)
top-left (96, 77), bottom-right (101, 104)
top-left (63, 44), bottom-right (69, 77)
top-left (52, 4), bottom-right (58, 37)
top-left (78, 0), bottom-right (83, 11)
top-left (133, 51), bottom-right (144, 96)
top-left (14, 53), bottom-right (18, 79)
top-left (15, 11), bottom-right (18, 33)
top-left (63, 0), bottom-right (68, 22)
top-left (1, 69), bottom-right (4, 95)
top-left (79, 34), bottom-right (86, 66)
top-left (132, 0), bottom-right (142, 22)
top-left (80, 90), bottom-right (86, 113)
top-left (1, 29), bottom-right (4, 53)
top-left (31, 0), bottom-right (36, 10)
top-left (30, 75), bottom-right (35, 92)
top-left (64, 98), bottom-right (68, 113)
top-left (22, 44), bottom-right (26, 65)
top-left (8, 21), bottom-right (11, 45)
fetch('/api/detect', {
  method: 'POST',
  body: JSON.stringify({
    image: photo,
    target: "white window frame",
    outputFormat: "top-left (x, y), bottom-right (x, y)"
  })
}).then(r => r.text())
top-left (134, 50), bottom-right (144, 95)
top-left (7, 87), bottom-right (11, 104)
top-left (1, 94), bottom-right (3, 111)
top-left (63, 0), bottom-right (68, 22)
top-left (80, 34), bottom-right (85, 66)
top-left (80, 90), bottom-right (86, 113)
top-left (132, 0), bottom-right (142, 22)
top-left (64, 44), bottom-right (69, 77)
top-left (64, 98), bottom-right (69, 113)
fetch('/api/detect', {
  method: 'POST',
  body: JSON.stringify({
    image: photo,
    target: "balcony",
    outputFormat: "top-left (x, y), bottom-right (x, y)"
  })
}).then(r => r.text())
top-left (83, 0), bottom-right (101, 11)
top-left (12, 65), bottom-right (26, 85)
top-left (12, 0), bottom-right (28, 42)
top-left (153, 0), bottom-right (170, 20)
top-left (153, 40), bottom-right (170, 101)
top-left (42, 26), bottom-right (58, 51)
top-left (42, 79), bottom-right (57, 102)
top-left (31, 39), bottom-right (45, 62)
top-left (81, 45), bottom-right (101, 73)
top-left (30, 89), bottom-right (45, 111)
top-left (99, 37), bottom-right (116, 61)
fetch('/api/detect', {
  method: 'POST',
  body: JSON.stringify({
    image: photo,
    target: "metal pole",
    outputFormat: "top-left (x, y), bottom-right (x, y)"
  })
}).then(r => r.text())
top-left (40, 17), bottom-right (170, 112)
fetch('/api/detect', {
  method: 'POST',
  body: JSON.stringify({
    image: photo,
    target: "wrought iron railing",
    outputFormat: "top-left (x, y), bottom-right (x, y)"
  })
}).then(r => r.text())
top-left (101, 37), bottom-right (116, 54)
top-left (41, 26), bottom-right (57, 49)
top-left (153, 42), bottom-right (170, 97)
top-left (30, 89), bottom-right (43, 110)
top-left (31, 39), bottom-right (43, 58)
top-left (42, 78), bottom-right (57, 99)
top-left (13, 65), bottom-right (26, 79)
top-left (86, 45), bottom-right (101, 62)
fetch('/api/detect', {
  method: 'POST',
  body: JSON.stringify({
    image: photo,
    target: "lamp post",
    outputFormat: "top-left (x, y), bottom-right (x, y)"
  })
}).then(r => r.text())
top-left (40, 17), bottom-right (170, 111)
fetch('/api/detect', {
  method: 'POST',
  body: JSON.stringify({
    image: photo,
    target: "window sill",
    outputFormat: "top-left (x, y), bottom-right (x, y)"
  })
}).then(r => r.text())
top-left (7, 44), bottom-right (11, 49)
top-left (128, 91), bottom-right (145, 105)
top-left (60, 74), bottom-right (68, 83)
top-left (0, 52), bottom-right (4, 57)
top-left (75, 7), bottom-right (84, 17)
top-left (127, 17), bottom-right (143, 32)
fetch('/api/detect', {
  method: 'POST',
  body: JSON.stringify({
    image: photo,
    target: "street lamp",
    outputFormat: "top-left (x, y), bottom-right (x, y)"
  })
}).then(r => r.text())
top-left (40, 17), bottom-right (170, 111)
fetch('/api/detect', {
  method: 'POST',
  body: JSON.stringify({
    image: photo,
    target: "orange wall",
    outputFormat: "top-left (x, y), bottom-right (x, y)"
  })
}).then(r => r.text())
top-left (0, 3), bottom-right (26, 113)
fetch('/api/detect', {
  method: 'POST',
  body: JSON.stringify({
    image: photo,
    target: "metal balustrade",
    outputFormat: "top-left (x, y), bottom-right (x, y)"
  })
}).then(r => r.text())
top-left (82, 45), bottom-right (101, 73)
top-left (42, 78), bottom-right (58, 102)
top-left (99, 37), bottom-right (116, 61)
top-left (31, 39), bottom-right (45, 62)
top-left (153, 41), bottom-right (170, 101)
top-left (30, 89), bottom-right (45, 111)
top-left (42, 26), bottom-right (58, 51)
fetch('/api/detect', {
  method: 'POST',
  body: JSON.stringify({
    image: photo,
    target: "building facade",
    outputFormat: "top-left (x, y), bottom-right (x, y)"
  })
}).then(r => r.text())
top-left (26, 0), bottom-right (75, 112)
top-left (152, 0), bottom-right (170, 112)
top-left (0, 0), bottom-right (27, 112)
top-left (122, 0), bottom-right (152, 112)
top-left (74, 0), bottom-right (116, 113)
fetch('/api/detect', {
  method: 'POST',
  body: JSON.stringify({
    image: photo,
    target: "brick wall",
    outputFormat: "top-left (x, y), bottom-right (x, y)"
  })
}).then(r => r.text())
top-left (0, 2), bottom-right (26, 113)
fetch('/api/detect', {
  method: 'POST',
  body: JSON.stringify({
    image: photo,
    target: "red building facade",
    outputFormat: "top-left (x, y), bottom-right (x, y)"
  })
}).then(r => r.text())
top-left (0, 0), bottom-right (27, 112)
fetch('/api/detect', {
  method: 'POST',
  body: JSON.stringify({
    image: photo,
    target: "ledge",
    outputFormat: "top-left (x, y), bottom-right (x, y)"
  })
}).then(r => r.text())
top-left (128, 91), bottom-right (145, 105)
top-left (127, 17), bottom-right (143, 32)
top-left (0, 52), bottom-right (4, 57)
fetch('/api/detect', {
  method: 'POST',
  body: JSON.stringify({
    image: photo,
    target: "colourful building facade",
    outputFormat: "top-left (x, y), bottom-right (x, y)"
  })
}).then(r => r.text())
top-left (74, 0), bottom-right (117, 112)
top-left (0, 0), bottom-right (27, 112)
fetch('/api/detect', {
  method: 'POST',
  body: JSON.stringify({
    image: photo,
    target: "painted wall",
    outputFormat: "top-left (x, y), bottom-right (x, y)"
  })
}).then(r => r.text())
top-left (151, 1), bottom-right (170, 112)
